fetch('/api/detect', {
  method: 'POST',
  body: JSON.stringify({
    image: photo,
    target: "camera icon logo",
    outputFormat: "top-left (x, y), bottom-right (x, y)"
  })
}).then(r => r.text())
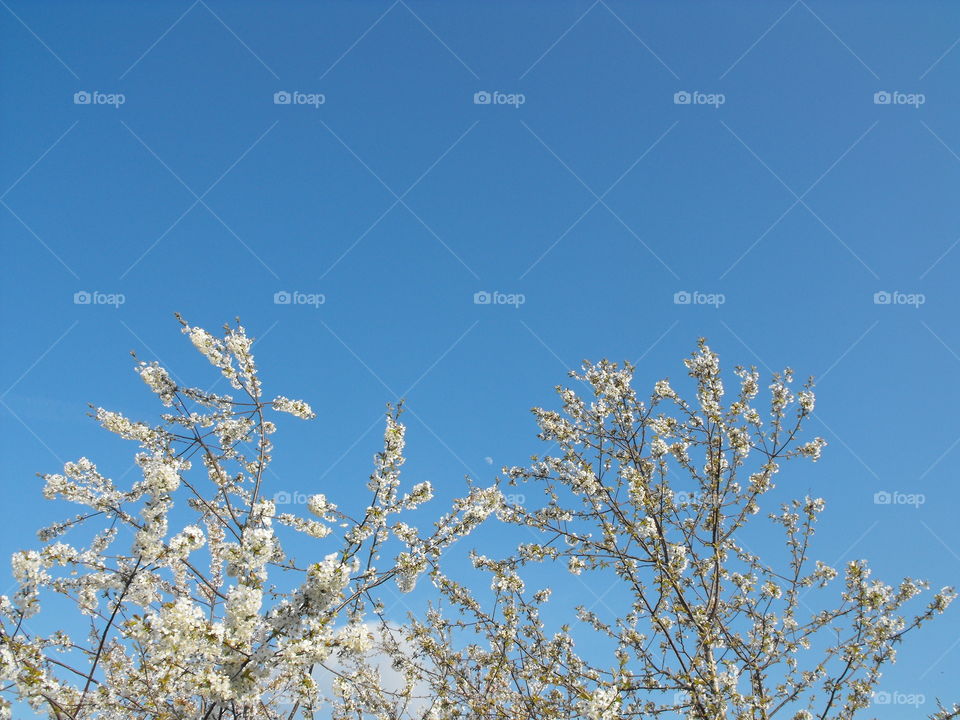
top-left (673, 290), bottom-right (691, 305)
top-left (473, 91), bottom-right (492, 105)
top-left (674, 91), bottom-right (691, 105)
top-left (73, 290), bottom-right (91, 304)
top-left (873, 291), bottom-right (891, 305)
top-left (74, 91), bottom-right (91, 105)
top-left (473, 290), bottom-right (492, 305)
top-left (274, 290), bottom-right (292, 305)
top-left (874, 91), bottom-right (892, 105)
top-left (274, 91), bottom-right (292, 105)
top-left (873, 691), bottom-right (892, 705)
top-left (873, 491), bottom-right (892, 505)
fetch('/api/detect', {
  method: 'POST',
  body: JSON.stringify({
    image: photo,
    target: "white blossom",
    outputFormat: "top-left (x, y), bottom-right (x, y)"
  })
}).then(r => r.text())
top-left (2, 325), bottom-right (953, 720)
top-left (272, 395), bottom-right (316, 419)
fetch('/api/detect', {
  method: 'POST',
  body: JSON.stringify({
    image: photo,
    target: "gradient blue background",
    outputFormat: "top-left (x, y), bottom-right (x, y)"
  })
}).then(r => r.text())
top-left (2, 1), bottom-right (959, 715)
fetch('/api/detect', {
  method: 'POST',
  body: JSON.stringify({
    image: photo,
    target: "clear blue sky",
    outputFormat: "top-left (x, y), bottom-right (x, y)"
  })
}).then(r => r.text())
top-left (2, 1), bottom-right (960, 714)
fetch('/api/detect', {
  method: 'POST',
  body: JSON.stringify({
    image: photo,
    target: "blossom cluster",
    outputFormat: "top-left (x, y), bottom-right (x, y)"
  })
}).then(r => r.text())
top-left (398, 340), bottom-right (955, 720)
top-left (0, 319), bottom-right (498, 720)
top-left (0, 330), bottom-right (954, 720)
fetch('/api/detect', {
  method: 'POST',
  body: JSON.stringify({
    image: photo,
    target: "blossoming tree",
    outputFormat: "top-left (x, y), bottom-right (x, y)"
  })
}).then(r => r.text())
top-left (1, 322), bottom-right (956, 720)
top-left (0, 317), bottom-right (500, 719)
top-left (390, 343), bottom-right (958, 720)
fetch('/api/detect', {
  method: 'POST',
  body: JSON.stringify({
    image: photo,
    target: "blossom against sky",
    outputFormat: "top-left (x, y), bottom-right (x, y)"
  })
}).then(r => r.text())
top-left (2, 2), bottom-right (960, 715)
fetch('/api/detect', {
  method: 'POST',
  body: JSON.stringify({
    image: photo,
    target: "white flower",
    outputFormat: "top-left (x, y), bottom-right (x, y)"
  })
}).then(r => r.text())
top-left (272, 396), bottom-right (315, 420)
top-left (491, 570), bottom-right (525, 594)
top-left (667, 544), bottom-right (688, 573)
top-left (651, 437), bottom-right (669, 457)
top-left (336, 623), bottom-right (373, 654)
top-left (395, 552), bottom-right (427, 593)
top-left (186, 326), bottom-right (227, 366)
top-left (635, 516), bottom-right (657, 540)
top-left (225, 584), bottom-right (262, 645)
top-left (568, 556), bottom-right (586, 575)
top-left (11, 550), bottom-right (45, 617)
top-left (933, 587), bottom-right (957, 612)
top-left (804, 496), bottom-right (825, 514)
top-left (96, 409), bottom-right (156, 443)
top-left (561, 460), bottom-right (600, 495)
top-left (169, 525), bottom-right (205, 556)
top-left (799, 437), bottom-right (827, 461)
top-left (762, 581), bottom-right (783, 599)
top-left (141, 456), bottom-right (181, 493)
top-left (582, 686), bottom-right (618, 720)
top-left (0, 644), bottom-right (17, 684)
top-left (136, 362), bottom-right (176, 406)
top-left (403, 481), bottom-right (434, 508)
top-left (307, 493), bottom-right (331, 517)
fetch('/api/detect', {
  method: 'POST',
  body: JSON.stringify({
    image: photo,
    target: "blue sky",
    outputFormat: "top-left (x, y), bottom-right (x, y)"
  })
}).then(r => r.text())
top-left (2, 0), bottom-right (960, 714)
